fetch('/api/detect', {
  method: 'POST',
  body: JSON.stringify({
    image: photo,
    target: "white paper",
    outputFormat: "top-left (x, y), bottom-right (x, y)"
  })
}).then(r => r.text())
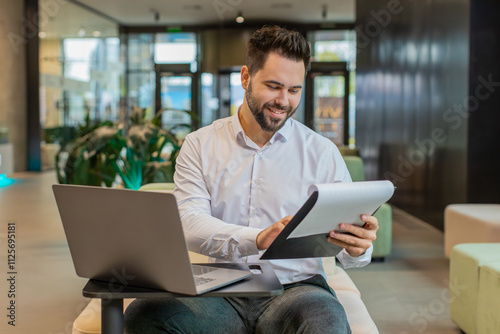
top-left (287, 180), bottom-right (395, 239)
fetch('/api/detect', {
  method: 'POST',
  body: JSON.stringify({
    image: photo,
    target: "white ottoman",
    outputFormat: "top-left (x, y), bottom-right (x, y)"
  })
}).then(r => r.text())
top-left (444, 204), bottom-right (500, 258)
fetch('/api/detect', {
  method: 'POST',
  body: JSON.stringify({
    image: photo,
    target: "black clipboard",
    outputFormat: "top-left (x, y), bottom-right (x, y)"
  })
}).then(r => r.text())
top-left (260, 191), bottom-right (343, 260)
top-left (259, 181), bottom-right (395, 260)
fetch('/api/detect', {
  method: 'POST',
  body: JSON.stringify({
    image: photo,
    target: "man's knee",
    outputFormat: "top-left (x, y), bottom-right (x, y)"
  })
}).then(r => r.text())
top-left (124, 298), bottom-right (193, 333)
top-left (257, 287), bottom-right (350, 333)
top-left (290, 287), bottom-right (349, 332)
top-left (124, 297), bottom-right (247, 334)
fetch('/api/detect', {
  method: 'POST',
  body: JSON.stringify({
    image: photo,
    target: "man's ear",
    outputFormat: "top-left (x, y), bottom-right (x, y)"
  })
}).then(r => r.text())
top-left (241, 65), bottom-right (250, 90)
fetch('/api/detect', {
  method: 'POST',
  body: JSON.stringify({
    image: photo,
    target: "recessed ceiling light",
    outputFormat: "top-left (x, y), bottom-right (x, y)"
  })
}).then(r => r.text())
top-left (92, 31), bottom-right (101, 37)
top-left (236, 11), bottom-right (244, 23)
top-left (39, 32), bottom-right (47, 38)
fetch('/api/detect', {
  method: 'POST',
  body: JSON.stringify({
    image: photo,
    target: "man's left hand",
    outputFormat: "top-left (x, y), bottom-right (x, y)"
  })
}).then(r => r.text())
top-left (326, 215), bottom-right (378, 257)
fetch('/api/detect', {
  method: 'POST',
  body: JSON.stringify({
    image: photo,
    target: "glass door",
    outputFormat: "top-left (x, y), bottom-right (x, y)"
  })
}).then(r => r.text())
top-left (155, 64), bottom-right (198, 133)
top-left (160, 75), bottom-right (192, 130)
top-left (305, 62), bottom-right (350, 146)
top-left (218, 67), bottom-right (245, 119)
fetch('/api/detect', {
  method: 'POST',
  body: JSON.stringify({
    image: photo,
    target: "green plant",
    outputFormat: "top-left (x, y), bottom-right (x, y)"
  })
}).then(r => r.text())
top-left (55, 107), bottom-right (193, 190)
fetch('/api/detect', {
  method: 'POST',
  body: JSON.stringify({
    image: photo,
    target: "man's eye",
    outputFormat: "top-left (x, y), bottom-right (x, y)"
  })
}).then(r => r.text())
top-left (268, 85), bottom-right (279, 90)
top-left (290, 90), bottom-right (300, 94)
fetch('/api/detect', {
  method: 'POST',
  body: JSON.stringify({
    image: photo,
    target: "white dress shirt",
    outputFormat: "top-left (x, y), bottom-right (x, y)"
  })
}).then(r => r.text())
top-left (173, 112), bottom-right (372, 284)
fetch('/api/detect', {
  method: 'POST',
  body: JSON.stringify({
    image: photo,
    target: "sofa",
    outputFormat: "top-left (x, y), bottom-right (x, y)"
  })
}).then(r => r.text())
top-left (342, 156), bottom-right (393, 260)
top-left (71, 183), bottom-right (378, 334)
top-left (449, 243), bottom-right (500, 334)
top-left (444, 204), bottom-right (500, 258)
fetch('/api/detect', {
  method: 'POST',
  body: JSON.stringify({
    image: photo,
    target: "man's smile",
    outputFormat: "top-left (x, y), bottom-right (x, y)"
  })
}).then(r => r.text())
top-left (267, 106), bottom-right (287, 117)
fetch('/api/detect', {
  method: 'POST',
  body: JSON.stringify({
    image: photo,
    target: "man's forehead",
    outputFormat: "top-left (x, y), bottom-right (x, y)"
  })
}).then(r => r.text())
top-left (253, 53), bottom-right (306, 85)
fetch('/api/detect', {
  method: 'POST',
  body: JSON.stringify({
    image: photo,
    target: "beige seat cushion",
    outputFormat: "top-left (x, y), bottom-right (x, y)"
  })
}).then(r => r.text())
top-left (444, 204), bottom-right (500, 258)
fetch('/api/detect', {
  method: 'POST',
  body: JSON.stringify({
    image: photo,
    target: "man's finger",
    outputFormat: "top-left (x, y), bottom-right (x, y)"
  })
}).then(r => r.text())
top-left (335, 224), bottom-right (376, 241)
top-left (326, 237), bottom-right (367, 257)
top-left (328, 232), bottom-right (372, 249)
top-left (360, 214), bottom-right (379, 230)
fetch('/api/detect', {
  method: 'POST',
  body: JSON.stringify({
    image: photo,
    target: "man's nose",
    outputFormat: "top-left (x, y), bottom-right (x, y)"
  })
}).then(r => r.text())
top-left (274, 90), bottom-right (288, 107)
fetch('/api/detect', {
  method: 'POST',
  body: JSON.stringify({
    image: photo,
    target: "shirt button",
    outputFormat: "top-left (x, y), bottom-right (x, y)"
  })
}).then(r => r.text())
top-left (254, 179), bottom-right (261, 185)
top-left (252, 209), bottom-right (259, 215)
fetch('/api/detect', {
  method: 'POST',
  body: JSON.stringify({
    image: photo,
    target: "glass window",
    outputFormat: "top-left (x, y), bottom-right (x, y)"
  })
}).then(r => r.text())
top-left (311, 30), bottom-right (357, 146)
top-left (313, 76), bottom-right (346, 145)
top-left (128, 72), bottom-right (155, 117)
top-left (128, 34), bottom-right (154, 71)
top-left (154, 33), bottom-right (197, 64)
top-left (155, 43), bottom-right (196, 64)
top-left (63, 39), bottom-right (99, 82)
top-left (313, 30), bottom-right (356, 63)
top-left (201, 73), bottom-right (218, 127)
top-left (230, 73), bottom-right (244, 115)
top-left (39, 0), bottom-right (122, 170)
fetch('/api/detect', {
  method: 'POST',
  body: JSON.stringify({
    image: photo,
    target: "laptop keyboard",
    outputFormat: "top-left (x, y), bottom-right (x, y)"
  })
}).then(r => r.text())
top-left (194, 275), bottom-right (216, 286)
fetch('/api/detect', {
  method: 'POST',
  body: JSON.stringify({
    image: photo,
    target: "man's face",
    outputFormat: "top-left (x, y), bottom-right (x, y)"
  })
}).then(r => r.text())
top-left (243, 52), bottom-right (306, 133)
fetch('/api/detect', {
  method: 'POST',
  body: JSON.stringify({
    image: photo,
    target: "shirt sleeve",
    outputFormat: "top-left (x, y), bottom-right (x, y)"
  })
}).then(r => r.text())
top-left (173, 134), bottom-right (261, 261)
top-left (336, 244), bottom-right (373, 268)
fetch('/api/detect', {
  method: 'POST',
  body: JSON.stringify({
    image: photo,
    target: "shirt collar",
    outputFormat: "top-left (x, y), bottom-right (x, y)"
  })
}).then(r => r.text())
top-left (231, 109), bottom-right (246, 141)
top-left (232, 106), bottom-right (292, 145)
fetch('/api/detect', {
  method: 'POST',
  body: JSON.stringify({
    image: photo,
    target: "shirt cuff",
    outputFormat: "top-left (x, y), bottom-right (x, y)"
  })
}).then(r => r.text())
top-left (336, 244), bottom-right (373, 269)
top-left (238, 227), bottom-right (262, 257)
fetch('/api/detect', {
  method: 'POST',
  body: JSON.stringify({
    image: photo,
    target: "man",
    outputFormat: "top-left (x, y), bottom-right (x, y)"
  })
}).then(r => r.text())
top-left (124, 25), bottom-right (378, 334)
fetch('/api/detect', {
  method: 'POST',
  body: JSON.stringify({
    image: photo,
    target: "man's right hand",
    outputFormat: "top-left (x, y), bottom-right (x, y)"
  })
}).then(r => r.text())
top-left (256, 215), bottom-right (293, 250)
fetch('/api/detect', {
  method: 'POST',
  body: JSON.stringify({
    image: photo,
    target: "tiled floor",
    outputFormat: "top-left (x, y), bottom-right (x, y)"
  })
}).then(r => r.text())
top-left (0, 171), bottom-right (462, 333)
top-left (348, 208), bottom-right (461, 334)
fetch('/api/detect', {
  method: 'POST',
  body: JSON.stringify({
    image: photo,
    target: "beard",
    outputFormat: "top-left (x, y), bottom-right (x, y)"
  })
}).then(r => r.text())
top-left (245, 81), bottom-right (297, 133)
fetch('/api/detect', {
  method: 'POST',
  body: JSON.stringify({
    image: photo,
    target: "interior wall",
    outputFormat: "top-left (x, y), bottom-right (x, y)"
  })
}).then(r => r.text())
top-left (0, 0), bottom-right (27, 172)
top-left (200, 27), bottom-right (255, 73)
top-left (467, 0), bottom-right (500, 203)
top-left (355, 0), bottom-right (470, 229)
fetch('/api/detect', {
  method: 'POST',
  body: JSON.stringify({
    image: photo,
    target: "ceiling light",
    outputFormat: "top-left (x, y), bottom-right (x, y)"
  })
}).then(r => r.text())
top-left (150, 8), bottom-right (160, 22)
top-left (78, 27), bottom-right (86, 37)
top-left (38, 32), bottom-right (47, 38)
top-left (92, 31), bottom-right (101, 37)
top-left (236, 11), bottom-right (244, 23)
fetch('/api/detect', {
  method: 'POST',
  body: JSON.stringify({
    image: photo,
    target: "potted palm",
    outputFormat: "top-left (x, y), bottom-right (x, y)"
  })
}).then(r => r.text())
top-left (55, 107), bottom-right (193, 190)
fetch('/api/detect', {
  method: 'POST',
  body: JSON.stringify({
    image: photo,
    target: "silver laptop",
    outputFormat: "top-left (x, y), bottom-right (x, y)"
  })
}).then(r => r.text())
top-left (52, 184), bottom-right (252, 295)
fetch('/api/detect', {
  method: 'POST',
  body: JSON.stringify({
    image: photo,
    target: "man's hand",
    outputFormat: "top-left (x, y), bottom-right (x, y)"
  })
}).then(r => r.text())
top-left (256, 215), bottom-right (293, 250)
top-left (327, 215), bottom-right (378, 257)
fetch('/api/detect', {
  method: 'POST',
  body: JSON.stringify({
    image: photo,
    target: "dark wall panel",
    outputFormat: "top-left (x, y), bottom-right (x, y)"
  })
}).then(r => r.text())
top-left (356, 0), bottom-right (469, 229)
top-left (467, 0), bottom-right (500, 203)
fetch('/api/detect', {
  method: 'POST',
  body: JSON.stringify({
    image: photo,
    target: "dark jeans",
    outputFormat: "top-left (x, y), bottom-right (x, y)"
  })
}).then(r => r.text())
top-left (124, 274), bottom-right (351, 334)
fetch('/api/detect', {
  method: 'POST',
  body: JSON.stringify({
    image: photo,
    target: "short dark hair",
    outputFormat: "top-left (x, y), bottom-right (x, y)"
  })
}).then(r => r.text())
top-left (245, 25), bottom-right (311, 76)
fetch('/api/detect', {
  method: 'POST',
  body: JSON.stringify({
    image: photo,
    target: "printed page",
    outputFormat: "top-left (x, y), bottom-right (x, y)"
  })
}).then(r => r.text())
top-left (287, 180), bottom-right (395, 239)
